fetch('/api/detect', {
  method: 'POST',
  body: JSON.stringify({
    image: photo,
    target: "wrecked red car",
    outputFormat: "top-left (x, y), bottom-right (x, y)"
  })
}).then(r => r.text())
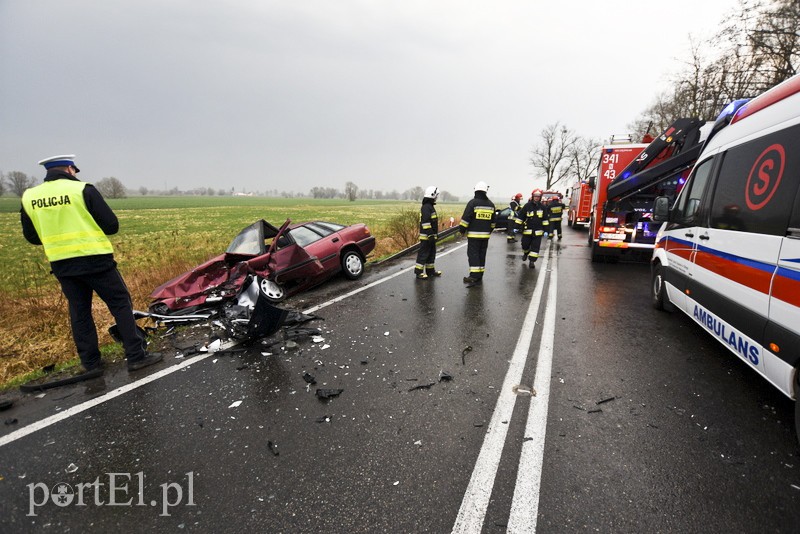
top-left (149, 219), bottom-right (375, 314)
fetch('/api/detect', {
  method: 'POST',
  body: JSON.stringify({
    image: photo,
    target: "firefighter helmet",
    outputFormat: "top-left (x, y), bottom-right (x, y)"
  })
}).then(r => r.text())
top-left (424, 186), bottom-right (439, 199)
top-left (474, 181), bottom-right (489, 192)
top-left (532, 188), bottom-right (543, 197)
top-left (514, 193), bottom-right (523, 201)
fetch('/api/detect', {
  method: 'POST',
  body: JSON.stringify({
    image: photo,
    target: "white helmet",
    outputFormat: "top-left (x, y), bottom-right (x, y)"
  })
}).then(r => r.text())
top-left (474, 181), bottom-right (489, 192)
top-left (424, 186), bottom-right (439, 199)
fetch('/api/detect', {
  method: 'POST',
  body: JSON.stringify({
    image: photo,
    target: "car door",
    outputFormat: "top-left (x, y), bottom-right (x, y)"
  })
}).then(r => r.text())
top-left (296, 222), bottom-right (343, 273)
top-left (690, 131), bottom-right (799, 377)
top-left (255, 220), bottom-right (325, 286)
top-left (660, 156), bottom-right (716, 313)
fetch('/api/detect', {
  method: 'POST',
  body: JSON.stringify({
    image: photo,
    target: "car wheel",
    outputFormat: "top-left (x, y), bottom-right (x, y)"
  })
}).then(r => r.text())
top-left (341, 250), bottom-right (364, 280)
top-left (652, 262), bottom-right (667, 311)
top-left (259, 278), bottom-right (285, 302)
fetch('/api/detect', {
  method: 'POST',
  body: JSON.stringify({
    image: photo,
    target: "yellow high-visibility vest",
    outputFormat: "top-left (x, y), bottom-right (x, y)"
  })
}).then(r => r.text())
top-left (22, 180), bottom-right (114, 262)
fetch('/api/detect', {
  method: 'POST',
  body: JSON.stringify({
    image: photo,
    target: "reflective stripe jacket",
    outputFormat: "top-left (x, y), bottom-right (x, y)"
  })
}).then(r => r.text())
top-left (22, 179), bottom-right (114, 262)
top-left (459, 193), bottom-right (496, 238)
top-left (548, 199), bottom-right (565, 222)
top-left (517, 199), bottom-right (550, 234)
top-left (419, 199), bottom-right (439, 241)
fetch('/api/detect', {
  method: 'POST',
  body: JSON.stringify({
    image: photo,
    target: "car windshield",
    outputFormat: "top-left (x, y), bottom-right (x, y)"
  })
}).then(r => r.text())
top-left (226, 220), bottom-right (281, 255)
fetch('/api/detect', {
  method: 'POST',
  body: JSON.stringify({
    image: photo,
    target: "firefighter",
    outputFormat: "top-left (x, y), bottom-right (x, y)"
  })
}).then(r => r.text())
top-left (459, 181), bottom-right (496, 287)
top-left (516, 189), bottom-right (549, 268)
top-left (20, 155), bottom-right (162, 373)
top-left (547, 193), bottom-right (565, 240)
top-left (506, 193), bottom-right (523, 243)
top-left (415, 186), bottom-right (442, 279)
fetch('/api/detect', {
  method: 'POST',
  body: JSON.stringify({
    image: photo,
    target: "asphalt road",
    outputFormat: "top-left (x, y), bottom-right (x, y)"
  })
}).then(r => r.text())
top-left (1, 225), bottom-right (798, 533)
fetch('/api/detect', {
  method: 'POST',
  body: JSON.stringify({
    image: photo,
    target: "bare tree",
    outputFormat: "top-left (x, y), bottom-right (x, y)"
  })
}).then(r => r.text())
top-left (344, 181), bottom-right (359, 202)
top-left (95, 177), bottom-right (128, 199)
top-left (566, 136), bottom-right (601, 185)
top-left (0, 172), bottom-right (5, 196)
top-left (529, 122), bottom-right (578, 190)
top-left (7, 171), bottom-right (36, 197)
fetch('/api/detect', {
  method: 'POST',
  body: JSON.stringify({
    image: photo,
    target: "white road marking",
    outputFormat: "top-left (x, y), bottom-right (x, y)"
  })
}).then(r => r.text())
top-left (0, 242), bottom-right (467, 448)
top-left (451, 243), bottom-right (552, 534)
top-left (507, 249), bottom-right (558, 533)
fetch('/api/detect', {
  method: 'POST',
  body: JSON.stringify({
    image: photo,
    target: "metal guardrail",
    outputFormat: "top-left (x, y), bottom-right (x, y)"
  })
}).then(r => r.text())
top-left (370, 226), bottom-right (462, 265)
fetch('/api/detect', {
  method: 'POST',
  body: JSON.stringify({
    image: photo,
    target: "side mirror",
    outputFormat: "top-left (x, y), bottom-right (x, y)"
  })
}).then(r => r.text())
top-left (588, 176), bottom-right (596, 190)
top-left (653, 196), bottom-right (670, 223)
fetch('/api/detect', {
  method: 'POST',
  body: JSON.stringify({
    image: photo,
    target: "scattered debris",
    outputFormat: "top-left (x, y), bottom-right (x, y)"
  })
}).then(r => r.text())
top-left (360, 359), bottom-right (369, 365)
top-left (267, 441), bottom-right (279, 456)
top-left (438, 371), bottom-right (453, 382)
top-left (228, 400), bottom-right (243, 409)
top-left (316, 389), bottom-right (344, 400)
top-left (315, 415), bottom-right (331, 423)
top-left (5, 418), bottom-right (18, 426)
top-left (597, 396), bottom-right (616, 405)
top-left (408, 382), bottom-right (436, 392)
top-left (65, 463), bottom-right (79, 473)
top-left (42, 364), bottom-right (56, 373)
top-left (461, 345), bottom-right (473, 365)
top-left (0, 400), bottom-right (13, 411)
top-left (587, 409), bottom-right (602, 414)
top-left (523, 437), bottom-right (533, 442)
top-left (196, 417), bottom-right (204, 428)
top-left (512, 385), bottom-right (535, 396)
top-left (302, 372), bottom-right (317, 385)
top-left (236, 364), bottom-right (249, 371)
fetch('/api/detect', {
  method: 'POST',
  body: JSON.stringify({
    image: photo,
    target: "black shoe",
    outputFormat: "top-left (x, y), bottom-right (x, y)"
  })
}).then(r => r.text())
top-left (529, 260), bottom-right (536, 268)
top-left (521, 254), bottom-right (528, 262)
top-left (128, 352), bottom-right (163, 372)
top-left (463, 276), bottom-right (476, 284)
top-left (83, 360), bottom-right (105, 373)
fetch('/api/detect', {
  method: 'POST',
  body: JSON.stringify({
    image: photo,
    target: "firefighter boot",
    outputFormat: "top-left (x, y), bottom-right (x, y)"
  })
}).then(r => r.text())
top-left (521, 251), bottom-right (529, 262)
top-left (416, 272), bottom-right (429, 280)
top-left (426, 269), bottom-right (442, 277)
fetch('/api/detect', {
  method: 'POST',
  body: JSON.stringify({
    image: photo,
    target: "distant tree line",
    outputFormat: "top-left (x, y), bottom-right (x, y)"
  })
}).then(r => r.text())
top-left (527, 0), bottom-right (800, 192)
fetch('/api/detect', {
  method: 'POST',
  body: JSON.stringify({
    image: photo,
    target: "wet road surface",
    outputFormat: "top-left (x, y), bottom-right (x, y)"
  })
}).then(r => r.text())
top-left (1, 226), bottom-right (798, 533)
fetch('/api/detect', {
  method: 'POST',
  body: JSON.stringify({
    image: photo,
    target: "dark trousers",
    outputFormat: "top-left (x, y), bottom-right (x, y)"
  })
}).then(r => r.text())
top-left (415, 239), bottom-right (437, 274)
top-left (57, 267), bottom-right (147, 369)
top-left (521, 232), bottom-right (544, 261)
top-left (467, 238), bottom-right (489, 280)
top-left (550, 220), bottom-right (563, 238)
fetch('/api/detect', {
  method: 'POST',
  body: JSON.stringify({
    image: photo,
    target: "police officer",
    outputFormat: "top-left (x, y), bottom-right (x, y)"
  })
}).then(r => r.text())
top-left (20, 155), bottom-right (162, 373)
top-left (547, 193), bottom-right (565, 240)
top-left (516, 189), bottom-right (549, 268)
top-left (506, 193), bottom-right (523, 243)
top-left (415, 186), bottom-right (442, 279)
top-left (459, 181), bottom-right (496, 287)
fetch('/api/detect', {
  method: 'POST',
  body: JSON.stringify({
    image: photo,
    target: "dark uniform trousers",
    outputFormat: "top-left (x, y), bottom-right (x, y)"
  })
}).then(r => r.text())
top-left (467, 238), bottom-right (489, 280)
top-left (57, 266), bottom-right (147, 369)
top-left (549, 219), bottom-right (563, 239)
top-left (415, 238), bottom-right (437, 274)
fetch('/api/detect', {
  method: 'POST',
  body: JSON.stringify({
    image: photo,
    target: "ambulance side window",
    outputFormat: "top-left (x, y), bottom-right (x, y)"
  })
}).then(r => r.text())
top-left (673, 158), bottom-right (714, 225)
top-left (709, 123), bottom-right (800, 236)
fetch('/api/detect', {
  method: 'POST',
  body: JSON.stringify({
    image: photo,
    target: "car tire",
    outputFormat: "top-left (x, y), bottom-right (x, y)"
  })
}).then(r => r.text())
top-left (341, 250), bottom-right (364, 280)
top-left (652, 262), bottom-right (667, 311)
top-left (259, 277), bottom-right (286, 302)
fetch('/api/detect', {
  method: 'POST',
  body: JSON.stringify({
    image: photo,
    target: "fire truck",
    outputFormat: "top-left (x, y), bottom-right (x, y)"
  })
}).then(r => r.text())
top-left (567, 180), bottom-right (592, 228)
top-left (588, 118), bottom-right (709, 262)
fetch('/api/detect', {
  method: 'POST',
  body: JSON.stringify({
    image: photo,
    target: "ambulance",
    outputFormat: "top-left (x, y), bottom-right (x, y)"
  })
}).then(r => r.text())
top-left (650, 73), bottom-right (800, 440)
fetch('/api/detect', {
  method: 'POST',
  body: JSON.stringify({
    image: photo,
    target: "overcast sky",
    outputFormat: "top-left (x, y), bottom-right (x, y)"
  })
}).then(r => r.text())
top-left (1, 1), bottom-right (739, 200)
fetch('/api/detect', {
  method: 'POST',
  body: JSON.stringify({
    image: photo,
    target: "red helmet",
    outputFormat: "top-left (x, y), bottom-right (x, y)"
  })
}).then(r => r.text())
top-left (532, 189), bottom-right (543, 197)
top-left (514, 193), bottom-right (523, 201)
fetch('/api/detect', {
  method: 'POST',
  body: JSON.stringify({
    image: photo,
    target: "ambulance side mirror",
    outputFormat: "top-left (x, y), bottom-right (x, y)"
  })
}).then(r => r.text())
top-left (653, 196), bottom-right (670, 223)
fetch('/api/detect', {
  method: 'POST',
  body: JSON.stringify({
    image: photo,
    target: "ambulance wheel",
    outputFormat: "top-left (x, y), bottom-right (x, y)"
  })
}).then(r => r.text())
top-left (341, 250), bottom-right (364, 280)
top-left (651, 262), bottom-right (667, 311)
top-left (259, 278), bottom-right (286, 302)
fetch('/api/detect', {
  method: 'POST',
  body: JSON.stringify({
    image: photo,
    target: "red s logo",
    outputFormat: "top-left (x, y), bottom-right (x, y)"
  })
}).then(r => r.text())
top-left (746, 144), bottom-right (785, 211)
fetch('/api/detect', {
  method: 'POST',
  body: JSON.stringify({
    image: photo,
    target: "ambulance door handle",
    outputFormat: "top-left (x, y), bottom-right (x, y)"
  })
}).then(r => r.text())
top-left (685, 232), bottom-right (694, 238)
top-left (699, 234), bottom-right (710, 240)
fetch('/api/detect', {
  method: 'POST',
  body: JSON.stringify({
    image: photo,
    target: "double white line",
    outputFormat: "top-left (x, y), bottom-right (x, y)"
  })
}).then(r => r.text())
top-left (452, 241), bottom-right (557, 533)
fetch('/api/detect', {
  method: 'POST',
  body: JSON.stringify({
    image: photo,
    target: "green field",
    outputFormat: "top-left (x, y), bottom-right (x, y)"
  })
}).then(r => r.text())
top-left (2, 196), bottom-right (462, 295)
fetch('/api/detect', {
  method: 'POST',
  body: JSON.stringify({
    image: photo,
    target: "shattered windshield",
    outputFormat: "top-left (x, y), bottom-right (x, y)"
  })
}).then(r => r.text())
top-left (226, 222), bottom-right (264, 255)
